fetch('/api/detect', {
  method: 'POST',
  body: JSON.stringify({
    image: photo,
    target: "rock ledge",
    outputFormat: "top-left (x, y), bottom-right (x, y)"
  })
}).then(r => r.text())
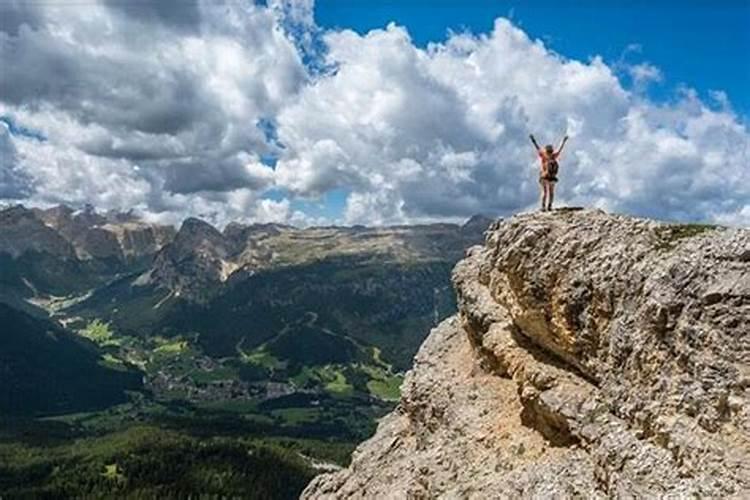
top-left (303, 209), bottom-right (749, 499)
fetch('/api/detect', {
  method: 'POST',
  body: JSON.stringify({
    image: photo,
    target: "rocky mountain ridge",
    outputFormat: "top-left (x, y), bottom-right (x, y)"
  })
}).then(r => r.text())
top-left (0, 204), bottom-right (177, 301)
top-left (1, 203), bottom-right (493, 379)
top-left (0, 204), bottom-right (174, 268)
top-left (0, 205), bottom-right (76, 259)
top-left (303, 209), bottom-right (749, 498)
top-left (32, 204), bottom-right (176, 262)
top-left (1, 203), bottom-right (491, 305)
top-left (145, 213), bottom-right (493, 303)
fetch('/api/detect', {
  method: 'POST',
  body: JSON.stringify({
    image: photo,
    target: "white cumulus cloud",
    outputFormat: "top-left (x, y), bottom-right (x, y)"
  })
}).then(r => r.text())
top-left (2, 3), bottom-right (748, 227)
top-left (274, 19), bottom-right (750, 225)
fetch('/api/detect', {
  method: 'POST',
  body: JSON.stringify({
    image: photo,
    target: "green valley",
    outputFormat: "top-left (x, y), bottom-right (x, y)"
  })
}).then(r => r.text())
top-left (0, 204), bottom-right (490, 498)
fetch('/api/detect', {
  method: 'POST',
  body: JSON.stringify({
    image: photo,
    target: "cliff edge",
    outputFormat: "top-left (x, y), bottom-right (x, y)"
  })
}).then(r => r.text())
top-left (303, 209), bottom-right (749, 498)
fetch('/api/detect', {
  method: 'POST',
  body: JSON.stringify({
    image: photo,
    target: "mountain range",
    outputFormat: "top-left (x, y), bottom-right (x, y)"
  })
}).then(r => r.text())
top-left (0, 203), bottom-right (492, 496)
top-left (0, 203), bottom-right (491, 416)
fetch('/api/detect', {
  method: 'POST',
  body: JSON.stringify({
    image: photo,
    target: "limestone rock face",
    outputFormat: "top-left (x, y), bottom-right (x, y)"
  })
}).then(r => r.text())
top-left (100, 221), bottom-right (175, 260)
top-left (150, 217), bottom-right (236, 302)
top-left (303, 209), bottom-right (750, 499)
top-left (33, 204), bottom-right (175, 262)
top-left (0, 205), bottom-right (75, 259)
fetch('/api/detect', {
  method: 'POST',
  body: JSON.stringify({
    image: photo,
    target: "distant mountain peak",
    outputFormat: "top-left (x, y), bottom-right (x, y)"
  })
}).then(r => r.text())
top-left (180, 216), bottom-right (219, 232)
top-left (0, 204), bottom-right (75, 259)
top-left (0, 204), bottom-right (175, 298)
top-left (172, 217), bottom-right (227, 251)
top-left (461, 213), bottom-right (494, 231)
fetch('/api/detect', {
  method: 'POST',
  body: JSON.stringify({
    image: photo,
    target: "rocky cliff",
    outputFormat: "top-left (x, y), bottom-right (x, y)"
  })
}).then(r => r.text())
top-left (148, 216), bottom-right (235, 301)
top-left (303, 209), bottom-right (750, 498)
top-left (0, 204), bottom-right (176, 300)
top-left (0, 205), bottom-right (76, 259)
top-left (33, 204), bottom-right (175, 262)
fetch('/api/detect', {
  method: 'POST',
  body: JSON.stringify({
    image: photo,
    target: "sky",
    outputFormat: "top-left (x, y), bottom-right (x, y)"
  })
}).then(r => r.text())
top-left (1, 0), bottom-right (749, 227)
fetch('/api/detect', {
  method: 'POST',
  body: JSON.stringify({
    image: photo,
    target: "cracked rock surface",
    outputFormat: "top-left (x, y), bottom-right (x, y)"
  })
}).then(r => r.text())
top-left (303, 209), bottom-right (750, 499)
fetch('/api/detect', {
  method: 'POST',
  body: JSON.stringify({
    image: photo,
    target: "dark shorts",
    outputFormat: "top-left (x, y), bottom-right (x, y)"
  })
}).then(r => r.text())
top-left (539, 175), bottom-right (558, 183)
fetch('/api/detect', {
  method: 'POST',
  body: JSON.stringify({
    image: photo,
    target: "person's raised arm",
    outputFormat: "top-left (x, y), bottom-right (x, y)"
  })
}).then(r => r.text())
top-left (556, 135), bottom-right (569, 156)
top-left (529, 134), bottom-right (541, 152)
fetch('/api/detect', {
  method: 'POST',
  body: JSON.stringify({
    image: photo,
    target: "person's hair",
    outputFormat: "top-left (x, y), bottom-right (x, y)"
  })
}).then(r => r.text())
top-left (545, 144), bottom-right (554, 154)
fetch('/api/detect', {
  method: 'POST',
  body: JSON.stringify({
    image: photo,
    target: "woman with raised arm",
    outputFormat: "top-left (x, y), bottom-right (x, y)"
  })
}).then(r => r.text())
top-left (529, 134), bottom-right (568, 211)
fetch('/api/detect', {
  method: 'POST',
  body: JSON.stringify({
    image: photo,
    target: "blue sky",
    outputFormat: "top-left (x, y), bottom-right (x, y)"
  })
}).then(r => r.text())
top-left (316, 0), bottom-right (750, 117)
top-left (1, 0), bottom-right (749, 226)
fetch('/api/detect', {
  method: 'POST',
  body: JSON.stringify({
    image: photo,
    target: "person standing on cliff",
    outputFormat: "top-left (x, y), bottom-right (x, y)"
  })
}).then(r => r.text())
top-left (529, 134), bottom-right (568, 211)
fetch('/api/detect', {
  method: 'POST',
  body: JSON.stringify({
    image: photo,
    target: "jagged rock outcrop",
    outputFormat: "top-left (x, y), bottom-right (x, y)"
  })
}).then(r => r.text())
top-left (0, 204), bottom-right (175, 299)
top-left (33, 204), bottom-right (175, 262)
top-left (0, 205), bottom-right (76, 259)
top-left (149, 217), bottom-right (237, 301)
top-left (99, 221), bottom-right (175, 260)
top-left (303, 209), bottom-right (749, 499)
